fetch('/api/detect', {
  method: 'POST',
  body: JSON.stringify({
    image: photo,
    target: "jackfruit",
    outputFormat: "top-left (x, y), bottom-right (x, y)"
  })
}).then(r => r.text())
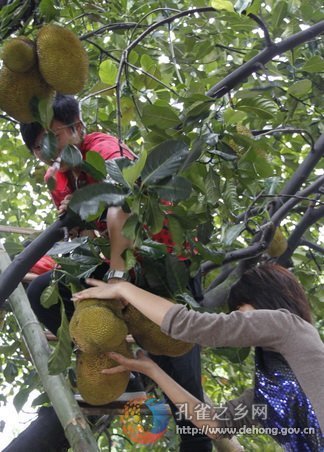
top-left (267, 227), bottom-right (288, 257)
top-left (123, 304), bottom-right (193, 357)
top-left (76, 341), bottom-right (132, 405)
top-left (69, 298), bottom-right (128, 353)
top-left (0, 66), bottom-right (54, 122)
top-left (36, 24), bottom-right (88, 94)
top-left (2, 37), bottom-right (37, 73)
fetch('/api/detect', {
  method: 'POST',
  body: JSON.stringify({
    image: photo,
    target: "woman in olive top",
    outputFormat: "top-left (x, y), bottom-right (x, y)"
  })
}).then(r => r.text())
top-left (72, 264), bottom-right (324, 451)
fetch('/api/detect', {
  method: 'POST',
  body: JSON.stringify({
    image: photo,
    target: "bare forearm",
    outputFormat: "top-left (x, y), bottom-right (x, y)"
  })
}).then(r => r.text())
top-left (107, 206), bottom-right (132, 270)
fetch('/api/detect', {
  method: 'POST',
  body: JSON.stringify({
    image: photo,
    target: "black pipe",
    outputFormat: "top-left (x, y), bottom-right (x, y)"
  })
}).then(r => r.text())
top-left (0, 212), bottom-right (79, 305)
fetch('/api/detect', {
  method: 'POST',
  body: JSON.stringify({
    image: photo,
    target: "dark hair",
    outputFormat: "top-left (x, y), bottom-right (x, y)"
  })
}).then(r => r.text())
top-left (20, 94), bottom-right (80, 151)
top-left (227, 263), bottom-right (312, 323)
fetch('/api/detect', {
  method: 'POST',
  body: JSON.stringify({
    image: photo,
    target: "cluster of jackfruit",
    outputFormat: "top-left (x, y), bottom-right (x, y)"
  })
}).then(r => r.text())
top-left (70, 296), bottom-right (193, 406)
top-left (0, 24), bottom-right (88, 123)
top-left (70, 298), bottom-right (130, 406)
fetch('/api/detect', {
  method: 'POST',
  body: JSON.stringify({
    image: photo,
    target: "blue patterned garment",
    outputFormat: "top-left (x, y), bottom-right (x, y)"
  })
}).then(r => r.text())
top-left (254, 348), bottom-right (324, 451)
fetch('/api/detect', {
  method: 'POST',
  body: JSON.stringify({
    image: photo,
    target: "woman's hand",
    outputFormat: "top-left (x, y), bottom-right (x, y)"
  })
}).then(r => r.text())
top-left (103, 349), bottom-right (157, 378)
top-left (71, 278), bottom-right (126, 302)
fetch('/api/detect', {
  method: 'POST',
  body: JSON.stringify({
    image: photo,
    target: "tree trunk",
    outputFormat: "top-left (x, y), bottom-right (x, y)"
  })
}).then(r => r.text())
top-left (0, 244), bottom-right (99, 452)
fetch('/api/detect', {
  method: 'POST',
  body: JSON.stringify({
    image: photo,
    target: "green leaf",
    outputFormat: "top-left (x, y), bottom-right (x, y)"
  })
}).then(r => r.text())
top-left (38, 0), bottom-right (58, 21)
top-left (140, 54), bottom-right (161, 89)
top-left (142, 105), bottom-right (182, 130)
top-left (194, 242), bottom-right (225, 264)
top-left (38, 97), bottom-right (54, 129)
top-left (272, 1), bottom-right (288, 31)
top-left (123, 248), bottom-right (137, 271)
top-left (179, 138), bottom-right (205, 172)
top-left (236, 97), bottom-right (277, 119)
top-left (122, 213), bottom-right (140, 241)
top-left (211, 0), bottom-right (235, 11)
top-left (123, 149), bottom-right (147, 187)
top-left (223, 108), bottom-right (247, 124)
top-left (287, 79), bottom-right (312, 96)
top-left (138, 240), bottom-right (168, 260)
top-left (211, 346), bottom-right (250, 363)
top-left (69, 183), bottom-right (128, 220)
top-left (154, 176), bottom-right (192, 202)
top-left (85, 151), bottom-right (107, 179)
top-left (141, 140), bottom-right (189, 185)
top-left (3, 362), bottom-right (18, 383)
top-left (40, 283), bottom-right (59, 309)
top-left (165, 254), bottom-right (190, 294)
top-left (222, 223), bottom-right (245, 246)
top-left (167, 216), bottom-right (184, 254)
top-left (40, 131), bottom-right (58, 163)
top-left (106, 158), bottom-right (131, 187)
top-left (47, 237), bottom-right (88, 256)
top-left (13, 387), bottom-right (30, 412)
top-left (301, 56), bottom-right (324, 73)
top-left (145, 198), bottom-right (164, 235)
top-left (60, 145), bottom-right (83, 168)
top-left (205, 170), bottom-right (221, 206)
top-left (99, 59), bottom-right (118, 85)
top-left (48, 302), bottom-right (72, 374)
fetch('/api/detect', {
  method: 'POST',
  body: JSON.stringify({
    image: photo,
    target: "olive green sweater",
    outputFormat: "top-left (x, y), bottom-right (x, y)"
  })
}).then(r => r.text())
top-left (161, 306), bottom-right (324, 432)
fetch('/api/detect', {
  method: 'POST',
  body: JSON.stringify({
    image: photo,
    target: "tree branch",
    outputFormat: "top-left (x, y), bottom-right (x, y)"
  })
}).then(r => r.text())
top-left (270, 175), bottom-right (324, 226)
top-left (271, 133), bottom-right (324, 212)
top-left (206, 20), bottom-right (324, 98)
top-left (247, 13), bottom-right (273, 47)
top-left (277, 204), bottom-right (324, 266)
top-left (299, 239), bottom-right (324, 255)
top-left (251, 127), bottom-right (315, 148)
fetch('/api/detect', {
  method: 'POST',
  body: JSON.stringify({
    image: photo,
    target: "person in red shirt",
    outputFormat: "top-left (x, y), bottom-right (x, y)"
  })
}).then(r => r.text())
top-left (20, 94), bottom-right (212, 452)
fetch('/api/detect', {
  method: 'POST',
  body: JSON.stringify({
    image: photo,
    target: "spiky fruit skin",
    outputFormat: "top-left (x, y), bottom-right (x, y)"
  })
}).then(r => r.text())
top-left (123, 304), bottom-right (193, 357)
top-left (36, 24), bottom-right (88, 94)
top-left (0, 65), bottom-right (54, 122)
top-left (69, 298), bottom-right (128, 353)
top-left (76, 341), bottom-right (132, 406)
top-left (268, 228), bottom-right (288, 257)
top-left (2, 37), bottom-right (37, 73)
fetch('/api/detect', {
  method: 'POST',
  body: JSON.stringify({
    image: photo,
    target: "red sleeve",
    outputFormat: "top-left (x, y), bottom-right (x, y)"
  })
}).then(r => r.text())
top-left (80, 132), bottom-right (135, 161)
top-left (29, 255), bottom-right (56, 275)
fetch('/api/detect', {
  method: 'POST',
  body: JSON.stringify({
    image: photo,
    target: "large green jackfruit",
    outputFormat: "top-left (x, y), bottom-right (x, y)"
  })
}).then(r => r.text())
top-left (69, 298), bottom-right (128, 353)
top-left (36, 24), bottom-right (88, 94)
top-left (123, 304), bottom-right (193, 357)
top-left (0, 65), bottom-right (54, 122)
top-left (2, 37), bottom-right (37, 73)
top-left (76, 341), bottom-right (132, 406)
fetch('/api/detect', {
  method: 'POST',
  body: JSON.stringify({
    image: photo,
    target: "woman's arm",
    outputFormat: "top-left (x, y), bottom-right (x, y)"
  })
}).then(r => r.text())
top-left (106, 350), bottom-right (222, 439)
top-left (72, 281), bottom-right (294, 349)
top-left (72, 280), bottom-right (174, 327)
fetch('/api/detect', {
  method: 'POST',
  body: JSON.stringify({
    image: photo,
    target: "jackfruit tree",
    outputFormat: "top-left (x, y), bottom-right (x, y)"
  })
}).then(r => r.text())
top-left (0, 0), bottom-right (323, 451)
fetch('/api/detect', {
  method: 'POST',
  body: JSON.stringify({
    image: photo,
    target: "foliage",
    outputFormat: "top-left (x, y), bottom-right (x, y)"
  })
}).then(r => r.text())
top-left (0, 0), bottom-right (323, 449)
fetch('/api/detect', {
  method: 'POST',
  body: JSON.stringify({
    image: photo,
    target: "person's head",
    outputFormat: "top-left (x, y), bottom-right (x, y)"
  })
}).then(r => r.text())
top-left (20, 93), bottom-right (84, 166)
top-left (228, 263), bottom-right (312, 323)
